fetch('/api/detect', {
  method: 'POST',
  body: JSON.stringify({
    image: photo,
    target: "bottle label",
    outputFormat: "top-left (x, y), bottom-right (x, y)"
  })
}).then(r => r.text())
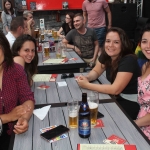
top-left (81, 102), bottom-right (89, 111)
top-left (78, 119), bottom-right (91, 136)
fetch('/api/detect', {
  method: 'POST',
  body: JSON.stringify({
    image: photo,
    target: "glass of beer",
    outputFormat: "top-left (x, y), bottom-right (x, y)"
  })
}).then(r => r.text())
top-left (40, 28), bottom-right (45, 41)
top-left (87, 91), bottom-right (99, 126)
top-left (33, 28), bottom-right (39, 39)
top-left (67, 100), bottom-right (78, 128)
top-left (43, 42), bottom-right (50, 57)
top-left (53, 31), bottom-right (58, 40)
top-left (52, 28), bottom-right (56, 38)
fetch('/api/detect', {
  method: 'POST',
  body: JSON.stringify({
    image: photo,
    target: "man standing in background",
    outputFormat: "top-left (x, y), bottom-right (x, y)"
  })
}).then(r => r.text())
top-left (82, 0), bottom-right (112, 55)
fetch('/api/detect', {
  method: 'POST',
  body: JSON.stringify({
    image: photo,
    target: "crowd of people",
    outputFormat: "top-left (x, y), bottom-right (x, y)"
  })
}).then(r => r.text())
top-left (0, 0), bottom-right (150, 149)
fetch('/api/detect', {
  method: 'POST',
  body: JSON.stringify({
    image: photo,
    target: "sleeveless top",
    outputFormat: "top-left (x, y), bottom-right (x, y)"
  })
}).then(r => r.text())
top-left (137, 74), bottom-right (150, 140)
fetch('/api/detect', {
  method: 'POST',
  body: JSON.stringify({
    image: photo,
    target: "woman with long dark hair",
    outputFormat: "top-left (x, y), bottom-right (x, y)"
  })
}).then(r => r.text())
top-left (77, 27), bottom-right (141, 120)
top-left (135, 24), bottom-right (150, 140)
top-left (12, 34), bottom-right (38, 86)
top-left (0, 31), bottom-right (34, 150)
top-left (57, 12), bottom-right (74, 38)
top-left (1, 0), bottom-right (16, 35)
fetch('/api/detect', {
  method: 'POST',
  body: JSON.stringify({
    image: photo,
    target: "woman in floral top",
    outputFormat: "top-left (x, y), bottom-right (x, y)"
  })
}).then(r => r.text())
top-left (135, 24), bottom-right (150, 140)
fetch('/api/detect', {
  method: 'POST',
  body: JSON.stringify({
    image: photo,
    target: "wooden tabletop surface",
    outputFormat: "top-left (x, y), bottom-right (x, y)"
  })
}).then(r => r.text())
top-left (12, 74), bottom-right (150, 150)
top-left (37, 50), bottom-right (87, 74)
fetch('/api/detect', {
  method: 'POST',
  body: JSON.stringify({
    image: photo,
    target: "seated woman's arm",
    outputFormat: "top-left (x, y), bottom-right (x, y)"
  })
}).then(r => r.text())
top-left (57, 27), bottom-right (65, 38)
top-left (86, 61), bottom-right (105, 81)
top-left (13, 100), bottom-right (34, 134)
top-left (14, 56), bottom-right (25, 68)
top-left (78, 71), bottom-right (133, 95)
top-left (135, 114), bottom-right (150, 127)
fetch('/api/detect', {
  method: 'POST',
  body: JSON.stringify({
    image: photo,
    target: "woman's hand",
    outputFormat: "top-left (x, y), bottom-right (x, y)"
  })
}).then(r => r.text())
top-left (77, 75), bottom-right (90, 88)
top-left (8, 105), bottom-right (31, 122)
top-left (13, 117), bottom-right (29, 134)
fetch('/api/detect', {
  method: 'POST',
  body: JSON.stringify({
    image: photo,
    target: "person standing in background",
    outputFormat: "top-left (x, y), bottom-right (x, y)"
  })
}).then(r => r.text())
top-left (1, 0), bottom-right (16, 35)
top-left (57, 12), bottom-right (74, 38)
top-left (82, 0), bottom-right (112, 55)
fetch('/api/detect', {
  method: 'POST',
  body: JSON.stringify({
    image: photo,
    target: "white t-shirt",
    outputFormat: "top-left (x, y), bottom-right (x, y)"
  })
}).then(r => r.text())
top-left (5, 32), bottom-right (16, 49)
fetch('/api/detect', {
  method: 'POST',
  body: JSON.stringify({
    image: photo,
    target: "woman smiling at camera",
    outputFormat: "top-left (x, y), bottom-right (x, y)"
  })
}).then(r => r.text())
top-left (77, 27), bottom-right (141, 120)
top-left (134, 24), bottom-right (150, 140)
top-left (12, 34), bottom-right (38, 86)
top-left (0, 31), bottom-right (35, 150)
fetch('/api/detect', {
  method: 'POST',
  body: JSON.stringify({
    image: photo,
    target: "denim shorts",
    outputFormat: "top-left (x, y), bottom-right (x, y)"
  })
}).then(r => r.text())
top-left (94, 27), bottom-right (106, 47)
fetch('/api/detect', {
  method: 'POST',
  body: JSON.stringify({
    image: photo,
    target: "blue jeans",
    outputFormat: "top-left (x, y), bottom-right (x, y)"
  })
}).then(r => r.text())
top-left (94, 27), bottom-right (106, 47)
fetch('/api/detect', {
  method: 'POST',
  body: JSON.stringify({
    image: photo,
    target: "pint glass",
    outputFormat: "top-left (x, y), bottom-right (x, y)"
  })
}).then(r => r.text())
top-left (43, 42), bottom-right (50, 57)
top-left (67, 101), bottom-right (78, 128)
top-left (33, 29), bottom-right (39, 39)
top-left (87, 91), bottom-right (99, 126)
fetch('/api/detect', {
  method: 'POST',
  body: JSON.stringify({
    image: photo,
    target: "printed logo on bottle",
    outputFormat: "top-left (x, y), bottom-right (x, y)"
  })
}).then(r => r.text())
top-left (78, 119), bottom-right (91, 135)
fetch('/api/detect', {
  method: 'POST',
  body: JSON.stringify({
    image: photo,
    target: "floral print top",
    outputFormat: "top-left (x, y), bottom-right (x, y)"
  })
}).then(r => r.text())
top-left (137, 74), bottom-right (150, 140)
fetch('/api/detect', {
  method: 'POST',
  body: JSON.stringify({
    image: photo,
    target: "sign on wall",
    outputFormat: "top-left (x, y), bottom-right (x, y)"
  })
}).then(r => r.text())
top-left (26, 0), bottom-right (83, 10)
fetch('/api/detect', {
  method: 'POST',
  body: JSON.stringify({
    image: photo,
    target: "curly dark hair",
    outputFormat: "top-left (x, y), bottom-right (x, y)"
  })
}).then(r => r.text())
top-left (12, 34), bottom-right (38, 85)
top-left (100, 27), bottom-right (135, 82)
top-left (0, 30), bottom-right (13, 69)
top-left (3, 0), bottom-right (14, 15)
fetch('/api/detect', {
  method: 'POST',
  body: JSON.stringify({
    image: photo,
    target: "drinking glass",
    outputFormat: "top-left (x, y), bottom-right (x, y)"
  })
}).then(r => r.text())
top-left (40, 28), bottom-right (45, 41)
top-left (87, 91), bottom-right (99, 126)
top-left (43, 42), bottom-right (50, 57)
top-left (67, 100), bottom-right (78, 128)
top-left (33, 26), bottom-right (39, 39)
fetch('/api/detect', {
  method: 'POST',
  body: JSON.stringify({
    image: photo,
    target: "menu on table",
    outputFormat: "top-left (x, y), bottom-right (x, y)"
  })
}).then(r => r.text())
top-left (33, 74), bottom-right (52, 82)
top-left (43, 59), bottom-right (64, 64)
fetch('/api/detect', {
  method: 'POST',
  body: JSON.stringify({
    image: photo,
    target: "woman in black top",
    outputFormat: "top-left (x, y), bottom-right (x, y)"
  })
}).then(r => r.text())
top-left (57, 12), bottom-right (74, 38)
top-left (77, 27), bottom-right (141, 120)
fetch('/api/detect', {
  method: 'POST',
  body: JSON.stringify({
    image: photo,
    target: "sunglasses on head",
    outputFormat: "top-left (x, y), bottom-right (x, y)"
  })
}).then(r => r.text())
top-left (61, 73), bottom-right (74, 79)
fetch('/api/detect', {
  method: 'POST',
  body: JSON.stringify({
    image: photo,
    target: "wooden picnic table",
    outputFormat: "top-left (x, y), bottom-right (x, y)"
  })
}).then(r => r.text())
top-left (11, 74), bottom-right (150, 150)
top-left (37, 49), bottom-right (87, 74)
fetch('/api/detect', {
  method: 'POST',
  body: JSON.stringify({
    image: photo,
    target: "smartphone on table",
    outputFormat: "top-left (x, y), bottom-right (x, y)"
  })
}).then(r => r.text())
top-left (40, 125), bottom-right (69, 142)
top-left (97, 111), bottom-right (104, 118)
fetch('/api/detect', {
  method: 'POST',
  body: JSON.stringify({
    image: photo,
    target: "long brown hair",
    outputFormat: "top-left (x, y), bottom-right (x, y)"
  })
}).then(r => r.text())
top-left (100, 27), bottom-right (135, 82)
top-left (65, 12), bottom-right (75, 34)
top-left (3, 0), bottom-right (14, 15)
top-left (12, 34), bottom-right (38, 85)
top-left (0, 30), bottom-right (13, 69)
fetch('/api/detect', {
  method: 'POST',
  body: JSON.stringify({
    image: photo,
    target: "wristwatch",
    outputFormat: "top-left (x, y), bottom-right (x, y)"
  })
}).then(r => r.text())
top-left (0, 117), bottom-right (2, 136)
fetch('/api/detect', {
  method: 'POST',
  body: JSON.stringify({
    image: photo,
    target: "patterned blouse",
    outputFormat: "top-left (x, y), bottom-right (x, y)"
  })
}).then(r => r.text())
top-left (137, 74), bottom-right (150, 140)
top-left (0, 62), bottom-right (35, 135)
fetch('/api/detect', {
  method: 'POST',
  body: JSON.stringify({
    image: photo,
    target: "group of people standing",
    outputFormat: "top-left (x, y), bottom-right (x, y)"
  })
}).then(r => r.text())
top-left (0, 0), bottom-right (150, 149)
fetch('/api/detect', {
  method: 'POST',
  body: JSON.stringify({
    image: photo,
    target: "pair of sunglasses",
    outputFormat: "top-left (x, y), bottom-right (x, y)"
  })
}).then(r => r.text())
top-left (61, 73), bottom-right (74, 79)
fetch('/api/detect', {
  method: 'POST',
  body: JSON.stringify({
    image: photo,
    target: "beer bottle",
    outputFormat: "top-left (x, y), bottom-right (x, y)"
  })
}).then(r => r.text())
top-left (78, 93), bottom-right (91, 138)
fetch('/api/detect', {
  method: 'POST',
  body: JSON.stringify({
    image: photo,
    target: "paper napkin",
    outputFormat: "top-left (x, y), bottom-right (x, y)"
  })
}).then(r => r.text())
top-left (33, 105), bottom-right (51, 120)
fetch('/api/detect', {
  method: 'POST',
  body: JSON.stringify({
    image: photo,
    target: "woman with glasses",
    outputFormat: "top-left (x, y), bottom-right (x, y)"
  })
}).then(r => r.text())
top-left (57, 12), bottom-right (75, 38)
top-left (1, 0), bottom-right (16, 35)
